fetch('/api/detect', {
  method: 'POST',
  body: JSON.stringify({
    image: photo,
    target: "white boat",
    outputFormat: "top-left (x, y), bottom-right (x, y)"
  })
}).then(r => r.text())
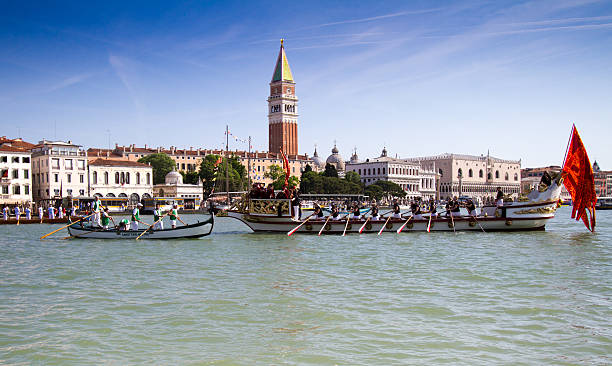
top-left (66, 214), bottom-right (214, 239)
top-left (227, 176), bottom-right (564, 234)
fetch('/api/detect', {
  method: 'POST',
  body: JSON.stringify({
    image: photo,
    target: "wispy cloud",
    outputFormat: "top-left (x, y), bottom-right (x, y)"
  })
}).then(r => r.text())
top-left (108, 54), bottom-right (145, 118)
top-left (307, 8), bottom-right (445, 29)
top-left (44, 73), bottom-right (93, 94)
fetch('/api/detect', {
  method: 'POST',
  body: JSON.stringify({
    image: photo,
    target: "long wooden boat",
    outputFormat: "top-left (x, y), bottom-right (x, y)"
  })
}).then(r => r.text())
top-left (595, 197), bottom-right (612, 210)
top-left (227, 177), bottom-right (564, 234)
top-left (0, 216), bottom-right (82, 225)
top-left (66, 214), bottom-right (214, 239)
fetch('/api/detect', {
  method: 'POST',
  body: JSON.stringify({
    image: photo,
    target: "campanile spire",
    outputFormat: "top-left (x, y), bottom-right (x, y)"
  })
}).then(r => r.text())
top-left (268, 39), bottom-right (298, 155)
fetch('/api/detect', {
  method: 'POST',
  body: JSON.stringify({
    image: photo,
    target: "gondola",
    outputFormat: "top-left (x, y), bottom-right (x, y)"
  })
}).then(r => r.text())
top-left (66, 213), bottom-right (214, 239)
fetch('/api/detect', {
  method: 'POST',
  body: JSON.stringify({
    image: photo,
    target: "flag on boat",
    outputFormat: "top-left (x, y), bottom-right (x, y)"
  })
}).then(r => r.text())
top-left (280, 149), bottom-right (290, 188)
top-left (562, 124), bottom-right (597, 232)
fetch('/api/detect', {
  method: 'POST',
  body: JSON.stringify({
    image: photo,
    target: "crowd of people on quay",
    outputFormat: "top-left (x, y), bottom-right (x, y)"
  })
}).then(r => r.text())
top-left (1, 202), bottom-right (77, 221)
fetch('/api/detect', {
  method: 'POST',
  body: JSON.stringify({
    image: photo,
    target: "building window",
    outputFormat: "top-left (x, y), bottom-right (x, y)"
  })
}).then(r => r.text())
top-left (479, 169), bottom-right (483, 178)
top-left (53, 173), bottom-right (58, 182)
top-left (12, 156), bottom-right (20, 163)
top-left (67, 189), bottom-right (72, 196)
top-left (469, 169), bottom-right (473, 178)
top-left (23, 169), bottom-right (29, 179)
top-left (505, 172), bottom-right (509, 181)
top-left (77, 160), bottom-right (85, 170)
top-left (121, 172), bottom-right (125, 184)
top-left (93, 171), bottom-right (98, 185)
top-left (514, 173), bottom-right (518, 181)
top-left (0, 156), bottom-right (6, 163)
top-left (458, 168), bottom-right (463, 178)
top-left (104, 172), bottom-right (109, 185)
top-left (495, 171), bottom-right (500, 179)
top-left (23, 157), bottom-right (30, 163)
top-left (52, 158), bottom-right (60, 169)
top-left (65, 159), bottom-right (73, 170)
top-left (79, 174), bottom-right (84, 183)
top-left (13, 185), bottom-right (20, 195)
top-left (146, 173), bottom-right (150, 185)
top-left (24, 185), bottom-right (29, 195)
top-left (79, 189), bottom-right (85, 196)
top-left (2, 186), bottom-right (8, 194)
top-left (67, 174), bottom-right (71, 183)
top-left (136, 173), bottom-right (140, 185)
top-left (125, 172), bottom-right (130, 184)
top-left (382, 167), bottom-right (386, 175)
top-left (12, 169), bottom-right (18, 179)
top-left (115, 172), bottom-right (120, 184)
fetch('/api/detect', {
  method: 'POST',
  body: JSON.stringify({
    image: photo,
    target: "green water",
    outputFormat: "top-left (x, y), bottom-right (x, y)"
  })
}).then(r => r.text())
top-left (1, 207), bottom-right (611, 365)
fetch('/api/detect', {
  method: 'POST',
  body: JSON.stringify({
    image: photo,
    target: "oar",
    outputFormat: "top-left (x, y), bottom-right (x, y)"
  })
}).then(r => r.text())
top-left (378, 216), bottom-right (393, 236)
top-left (427, 213), bottom-right (432, 232)
top-left (449, 211), bottom-right (456, 234)
top-left (16, 213), bottom-right (19, 226)
top-left (470, 214), bottom-right (486, 233)
top-left (136, 212), bottom-right (169, 240)
top-left (287, 214), bottom-right (314, 236)
top-left (40, 212), bottom-right (95, 239)
top-left (396, 215), bottom-right (413, 234)
top-left (318, 215), bottom-right (332, 236)
top-left (358, 217), bottom-right (370, 234)
top-left (342, 215), bottom-right (351, 236)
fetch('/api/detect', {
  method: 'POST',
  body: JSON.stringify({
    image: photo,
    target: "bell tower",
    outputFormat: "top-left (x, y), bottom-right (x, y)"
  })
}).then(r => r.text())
top-left (268, 39), bottom-right (298, 156)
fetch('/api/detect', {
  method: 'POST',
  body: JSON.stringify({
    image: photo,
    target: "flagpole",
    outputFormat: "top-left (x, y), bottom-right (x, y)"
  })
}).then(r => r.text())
top-left (248, 136), bottom-right (252, 188)
top-left (225, 124), bottom-right (229, 206)
top-left (562, 123), bottom-right (575, 170)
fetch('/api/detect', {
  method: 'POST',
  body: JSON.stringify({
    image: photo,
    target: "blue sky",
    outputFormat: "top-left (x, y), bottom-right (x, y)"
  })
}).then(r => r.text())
top-left (1, 0), bottom-right (611, 168)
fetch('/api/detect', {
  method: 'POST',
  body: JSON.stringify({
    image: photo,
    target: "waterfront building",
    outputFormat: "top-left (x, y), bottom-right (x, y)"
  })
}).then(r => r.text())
top-left (268, 39), bottom-right (298, 156)
top-left (407, 152), bottom-right (521, 201)
top-left (88, 159), bottom-right (153, 205)
top-left (345, 148), bottom-right (437, 200)
top-left (31, 140), bottom-right (88, 203)
top-left (0, 142), bottom-right (33, 206)
top-left (591, 161), bottom-right (612, 197)
top-left (153, 170), bottom-right (203, 207)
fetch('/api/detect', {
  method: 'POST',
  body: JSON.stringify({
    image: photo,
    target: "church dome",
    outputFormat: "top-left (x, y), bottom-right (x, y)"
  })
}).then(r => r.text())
top-left (350, 148), bottom-right (360, 164)
top-left (326, 143), bottom-right (345, 171)
top-left (311, 146), bottom-right (325, 169)
top-left (165, 170), bottom-right (183, 185)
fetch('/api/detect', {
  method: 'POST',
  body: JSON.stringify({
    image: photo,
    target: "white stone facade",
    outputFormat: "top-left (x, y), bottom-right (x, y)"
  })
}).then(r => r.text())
top-left (0, 146), bottom-right (33, 205)
top-left (88, 159), bottom-right (153, 204)
top-left (31, 140), bottom-right (88, 203)
top-left (407, 153), bottom-right (521, 201)
top-left (345, 148), bottom-right (437, 200)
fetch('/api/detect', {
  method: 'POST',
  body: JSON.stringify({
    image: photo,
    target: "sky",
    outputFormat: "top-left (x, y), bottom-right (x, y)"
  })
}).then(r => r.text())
top-left (1, 0), bottom-right (611, 168)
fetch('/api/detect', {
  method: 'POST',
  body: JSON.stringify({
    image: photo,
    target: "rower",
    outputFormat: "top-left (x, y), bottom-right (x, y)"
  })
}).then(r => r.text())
top-left (169, 203), bottom-right (182, 228)
top-left (130, 203), bottom-right (144, 230)
top-left (25, 206), bottom-right (31, 220)
top-left (118, 218), bottom-right (129, 231)
top-left (496, 187), bottom-right (504, 207)
top-left (313, 203), bottom-right (324, 219)
top-left (92, 196), bottom-right (102, 226)
top-left (101, 207), bottom-right (115, 230)
top-left (370, 202), bottom-right (380, 220)
top-left (291, 188), bottom-right (301, 220)
top-left (153, 204), bottom-right (164, 230)
top-left (38, 205), bottom-right (44, 220)
top-left (48, 206), bottom-right (55, 219)
top-left (352, 203), bottom-right (361, 219)
top-left (451, 197), bottom-right (461, 217)
top-left (14, 206), bottom-right (20, 221)
top-left (428, 199), bottom-right (437, 217)
top-left (330, 204), bottom-right (340, 220)
top-left (392, 199), bottom-right (401, 219)
top-left (410, 201), bottom-right (423, 220)
top-left (465, 199), bottom-right (477, 217)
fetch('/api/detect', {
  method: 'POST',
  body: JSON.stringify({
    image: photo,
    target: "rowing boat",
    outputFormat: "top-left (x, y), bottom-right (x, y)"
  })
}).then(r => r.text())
top-left (66, 214), bottom-right (214, 239)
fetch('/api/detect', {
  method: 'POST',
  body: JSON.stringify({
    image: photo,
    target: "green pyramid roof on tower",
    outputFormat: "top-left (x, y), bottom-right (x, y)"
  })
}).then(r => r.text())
top-left (272, 39), bottom-right (294, 82)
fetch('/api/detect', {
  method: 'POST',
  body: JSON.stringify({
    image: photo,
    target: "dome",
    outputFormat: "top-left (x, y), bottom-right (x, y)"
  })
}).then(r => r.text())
top-left (311, 146), bottom-right (325, 169)
top-left (350, 148), bottom-right (360, 164)
top-left (165, 169), bottom-right (183, 185)
top-left (326, 143), bottom-right (345, 171)
top-left (381, 147), bottom-right (388, 157)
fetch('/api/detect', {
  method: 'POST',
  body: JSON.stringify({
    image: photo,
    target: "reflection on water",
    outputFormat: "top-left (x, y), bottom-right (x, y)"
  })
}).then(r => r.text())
top-left (0, 207), bottom-right (610, 365)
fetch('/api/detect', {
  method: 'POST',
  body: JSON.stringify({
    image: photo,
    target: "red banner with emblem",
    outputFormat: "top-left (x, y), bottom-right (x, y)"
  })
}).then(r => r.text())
top-left (562, 124), bottom-right (597, 232)
top-left (280, 149), bottom-right (290, 188)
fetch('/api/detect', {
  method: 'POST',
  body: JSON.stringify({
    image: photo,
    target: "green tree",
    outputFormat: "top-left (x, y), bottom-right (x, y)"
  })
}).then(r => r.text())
top-left (372, 180), bottom-right (406, 198)
top-left (198, 154), bottom-right (221, 196)
top-left (138, 153), bottom-right (175, 185)
top-left (180, 170), bottom-right (200, 185)
top-left (344, 171), bottom-right (362, 185)
top-left (264, 164), bottom-right (299, 190)
top-left (364, 184), bottom-right (384, 200)
top-left (300, 170), bottom-right (322, 193)
top-left (323, 163), bottom-right (338, 178)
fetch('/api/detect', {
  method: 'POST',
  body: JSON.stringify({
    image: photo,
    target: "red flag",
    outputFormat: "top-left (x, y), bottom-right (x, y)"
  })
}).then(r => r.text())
top-left (280, 149), bottom-right (290, 188)
top-left (213, 156), bottom-right (223, 167)
top-left (562, 124), bottom-right (597, 231)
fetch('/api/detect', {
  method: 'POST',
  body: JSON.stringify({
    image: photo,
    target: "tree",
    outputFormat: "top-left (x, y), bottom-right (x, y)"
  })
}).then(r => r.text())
top-left (138, 153), bottom-right (175, 185)
top-left (180, 170), bottom-right (200, 185)
top-left (198, 154), bottom-right (221, 195)
top-left (303, 164), bottom-right (313, 173)
top-left (372, 180), bottom-right (406, 198)
top-left (264, 164), bottom-right (299, 190)
top-left (323, 163), bottom-right (338, 178)
top-left (364, 184), bottom-right (384, 200)
top-left (198, 154), bottom-right (247, 196)
top-left (344, 171), bottom-right (362, 185)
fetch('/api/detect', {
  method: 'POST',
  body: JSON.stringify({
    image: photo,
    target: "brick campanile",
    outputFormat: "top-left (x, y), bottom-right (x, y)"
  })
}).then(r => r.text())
top-left (268, 39), bottom-right (298, 156)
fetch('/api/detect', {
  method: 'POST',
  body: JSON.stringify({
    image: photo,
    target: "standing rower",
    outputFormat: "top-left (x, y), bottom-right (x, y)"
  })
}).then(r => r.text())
top-left (14, 206), bottom-right (21, 221)
top-left (153, 204), bottom-right (164, 230)
top-left (48, 205), bottom-right (55, 219)
top-left (169, 203), bottom-right (182, 229)
top-left (92, 196), bottom-right (102, 226)
top-left (38, 205), bottom-right (44, 220)
top-left (130, 203), bottom-right (144, 230)
top-left (25, 205), bottom-right (31, 220)
top-left (496, 187), bottom-right (504, 207)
